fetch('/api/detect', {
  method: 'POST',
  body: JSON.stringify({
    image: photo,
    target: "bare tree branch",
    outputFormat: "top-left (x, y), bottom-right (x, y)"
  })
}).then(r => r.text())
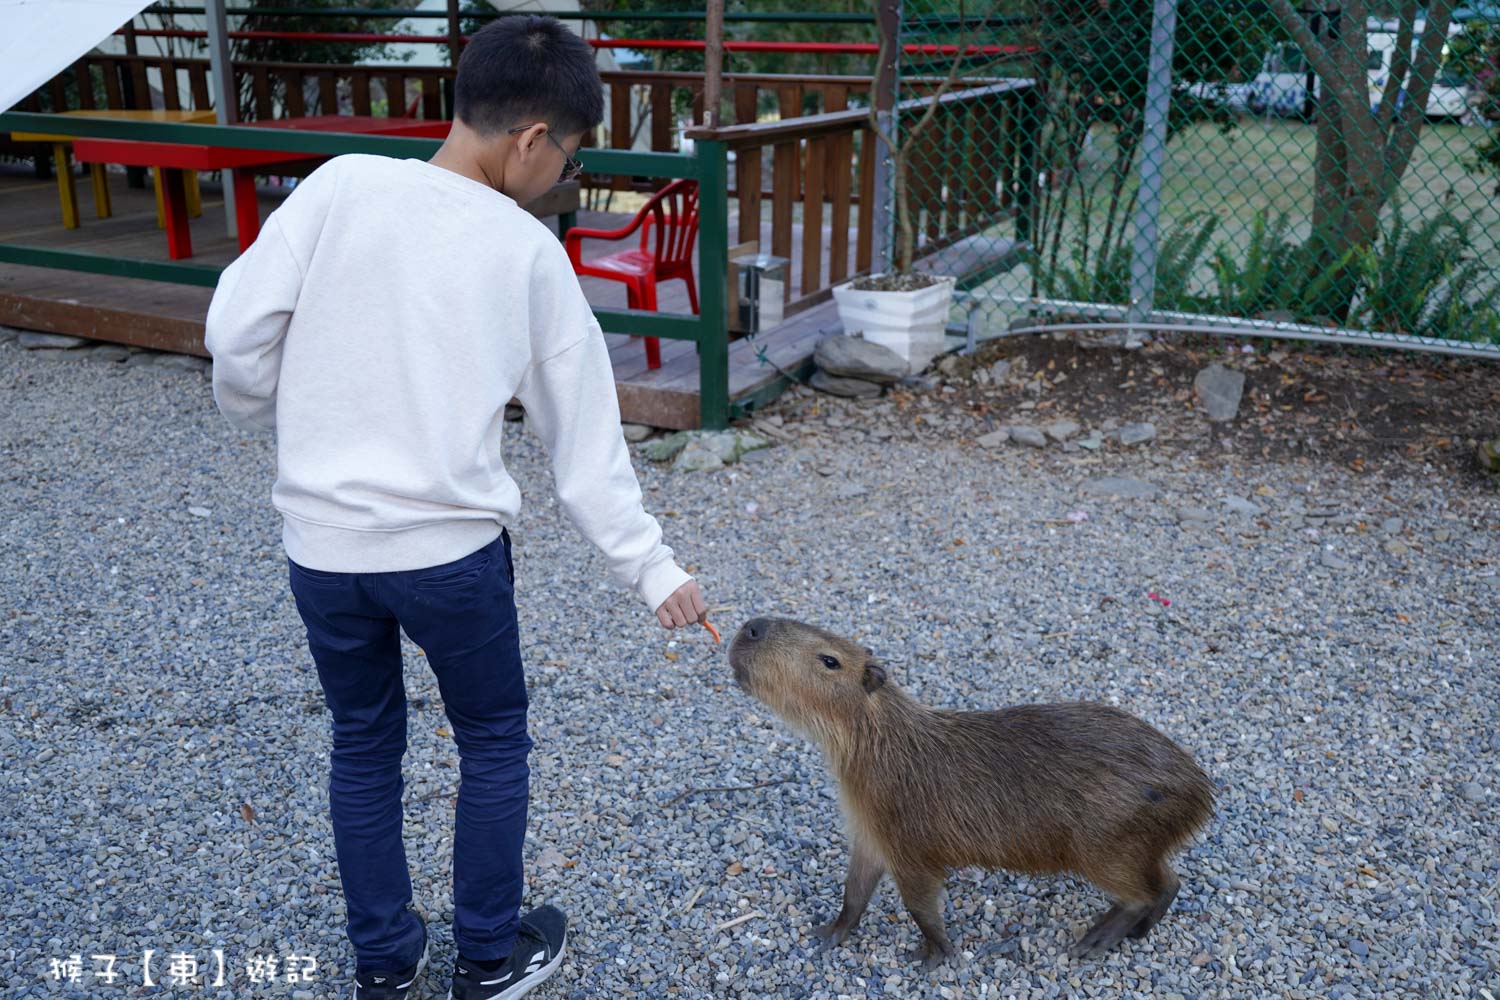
top-left (1383, 0), bottom-right (1458, 185)
top-left (1376, 0), bottom-right (1420, 127)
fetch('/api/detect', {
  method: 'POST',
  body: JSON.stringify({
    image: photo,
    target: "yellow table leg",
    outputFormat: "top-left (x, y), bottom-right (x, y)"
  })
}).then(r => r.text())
top-left (89, 163), bottom-right (112, 219)
top-left (153, 168), bottom-right (166, 229)
top-left (53, 143), bottom-right (79, 229)
top-left (186, 171), bottom-right (202, 218)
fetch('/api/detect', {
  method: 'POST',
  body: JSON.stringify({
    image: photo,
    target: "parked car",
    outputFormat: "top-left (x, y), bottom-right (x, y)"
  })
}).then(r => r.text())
top-left (1245, 20), bottom-right (1472, 120)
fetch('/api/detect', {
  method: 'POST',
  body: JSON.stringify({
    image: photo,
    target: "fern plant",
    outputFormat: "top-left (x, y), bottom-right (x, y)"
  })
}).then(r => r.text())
top-left (1350, 209), bottom-right (1500, 343)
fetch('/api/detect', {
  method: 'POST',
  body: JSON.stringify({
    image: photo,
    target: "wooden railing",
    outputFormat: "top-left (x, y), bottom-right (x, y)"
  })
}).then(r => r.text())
top-left (689, 80), bottom-right (1037, 315)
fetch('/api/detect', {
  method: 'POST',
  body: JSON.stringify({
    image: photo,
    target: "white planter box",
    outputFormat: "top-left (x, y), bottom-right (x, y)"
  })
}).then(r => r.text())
top-left (831, 274), bottom-right (957, 372)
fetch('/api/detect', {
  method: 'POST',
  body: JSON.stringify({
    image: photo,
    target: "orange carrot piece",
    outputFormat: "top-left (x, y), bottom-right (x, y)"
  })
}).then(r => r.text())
top-left (702, 620), bottom-right (721, 644)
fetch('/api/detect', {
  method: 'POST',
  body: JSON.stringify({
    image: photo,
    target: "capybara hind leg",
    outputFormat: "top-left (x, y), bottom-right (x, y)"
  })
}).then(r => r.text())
top-left (813, 839), bottom-right (886, 948)
top-left (894, 870), bottom-right (955, 971)
top-left (1127, 864), bottom-right (1180, 940)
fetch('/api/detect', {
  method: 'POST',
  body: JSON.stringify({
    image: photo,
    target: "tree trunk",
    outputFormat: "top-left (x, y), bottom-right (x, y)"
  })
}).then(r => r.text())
top-left (1267, 0), bottom-right (1457, 318)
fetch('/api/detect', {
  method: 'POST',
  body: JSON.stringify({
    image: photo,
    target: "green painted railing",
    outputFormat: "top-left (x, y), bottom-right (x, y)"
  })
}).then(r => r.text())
top-left (0, 112), bottom-right (731, 428)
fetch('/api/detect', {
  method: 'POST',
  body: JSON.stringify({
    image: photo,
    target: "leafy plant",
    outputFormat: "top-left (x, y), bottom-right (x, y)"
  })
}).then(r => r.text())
top-left (1349, 208), bottom-right (1500, 342)
top-left (1034, 211), bottom-right (1219, 311)
top-left (1209, 211), bottom-right (1357, 319)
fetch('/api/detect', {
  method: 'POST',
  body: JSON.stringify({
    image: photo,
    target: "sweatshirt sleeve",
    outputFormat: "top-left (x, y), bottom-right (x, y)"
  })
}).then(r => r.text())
top-left (203, 159), bottom-right (338, 434)
top-left (514, 251), bottom-right (693, 612)
top-left (203, 214), bottom-right (302, 433)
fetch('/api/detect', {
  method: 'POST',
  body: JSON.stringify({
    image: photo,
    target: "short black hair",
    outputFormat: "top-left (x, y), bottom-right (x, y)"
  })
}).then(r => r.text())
top-left (455, 15), bottom-right (604, 138)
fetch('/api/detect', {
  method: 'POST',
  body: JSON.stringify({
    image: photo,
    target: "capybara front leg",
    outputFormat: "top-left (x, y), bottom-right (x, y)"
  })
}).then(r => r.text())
top-left (894, 870), bottom-right (954, 971)
top-left (813, 838), bottom-right (885, 948)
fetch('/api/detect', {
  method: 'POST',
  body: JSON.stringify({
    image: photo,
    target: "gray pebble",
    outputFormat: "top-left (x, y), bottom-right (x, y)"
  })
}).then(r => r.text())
top-left (1010, 425), bottom-right (1047, 448)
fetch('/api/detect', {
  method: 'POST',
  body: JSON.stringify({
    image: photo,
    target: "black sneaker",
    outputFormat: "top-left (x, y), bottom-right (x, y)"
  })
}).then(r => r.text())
top-left (447, 904), bottom-right (568, 1000)
top-left (352, 913), bottom-right (430, 999)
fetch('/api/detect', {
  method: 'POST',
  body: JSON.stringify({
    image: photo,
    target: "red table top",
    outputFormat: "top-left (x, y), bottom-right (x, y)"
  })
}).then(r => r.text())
top-left (71, 116), bottom-right (451, 169)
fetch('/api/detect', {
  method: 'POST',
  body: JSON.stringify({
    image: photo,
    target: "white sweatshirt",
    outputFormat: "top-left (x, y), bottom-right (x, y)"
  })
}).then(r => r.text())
top-left (204, 153), bottom-right (692, 612)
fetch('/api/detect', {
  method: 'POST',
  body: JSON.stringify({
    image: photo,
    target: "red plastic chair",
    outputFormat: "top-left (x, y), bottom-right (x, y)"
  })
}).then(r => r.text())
top-left (565, 179), bottom-right (699, 370)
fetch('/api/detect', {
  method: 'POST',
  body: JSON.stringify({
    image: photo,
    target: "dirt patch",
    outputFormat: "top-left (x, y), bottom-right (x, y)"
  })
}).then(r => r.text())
top-left (948, 332), bottom-right (1498, 476)
top-left (773, 330), bottom-right (1498, 481)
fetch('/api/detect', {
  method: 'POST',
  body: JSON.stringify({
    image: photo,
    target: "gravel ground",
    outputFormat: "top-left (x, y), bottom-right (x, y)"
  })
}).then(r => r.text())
top-left (2, 331), bottom-right (1497, 1000)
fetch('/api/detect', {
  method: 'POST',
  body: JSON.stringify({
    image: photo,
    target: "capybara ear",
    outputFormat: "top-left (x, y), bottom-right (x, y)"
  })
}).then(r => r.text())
top-left (862, 662), bottom-right (887, 693)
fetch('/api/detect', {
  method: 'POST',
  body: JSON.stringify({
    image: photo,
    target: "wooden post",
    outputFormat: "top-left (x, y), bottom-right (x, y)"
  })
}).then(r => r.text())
top-left (204, 0), bottom-right (239, 240)
top-left (703, 0), bottom-right (725, 128)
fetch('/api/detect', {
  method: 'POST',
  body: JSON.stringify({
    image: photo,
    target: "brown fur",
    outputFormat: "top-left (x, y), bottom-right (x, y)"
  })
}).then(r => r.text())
top-left (728, 617), bottom-right (1215, 967)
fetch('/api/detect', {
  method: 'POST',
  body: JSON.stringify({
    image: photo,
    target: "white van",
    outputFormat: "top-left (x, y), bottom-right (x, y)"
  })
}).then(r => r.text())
top-left (1246, 20), bottom-right (1471, 120)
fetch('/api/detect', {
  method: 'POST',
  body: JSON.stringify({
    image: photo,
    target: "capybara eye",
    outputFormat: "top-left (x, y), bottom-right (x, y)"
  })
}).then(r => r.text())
top-left (819, 655), bottom-right (841, 670)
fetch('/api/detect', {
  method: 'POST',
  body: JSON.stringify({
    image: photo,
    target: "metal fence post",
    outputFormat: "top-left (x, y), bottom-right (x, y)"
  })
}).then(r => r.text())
top-left (871, 0), bottom-right (901, 274)
top-left (205, 0), bottom-right (239, 240)
top-left (1125, 0), bottom-right (1179, 331)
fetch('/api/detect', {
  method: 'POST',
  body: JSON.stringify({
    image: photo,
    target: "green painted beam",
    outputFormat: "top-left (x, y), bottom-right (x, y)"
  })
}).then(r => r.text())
top-left (0, 113), bottom-right (703, 180)
top-left (0, 112), bottom-right (442, 156)
top-left (590, 308), bottom-right (706, 341)
top-left (0, 244), bottom-right (222, 286)
top-left (729, 357), bottom-right (814, 420)
top-left (578, 148), bottom-right (704, 181)
top-left (693, 139), bottom-right (731, 430)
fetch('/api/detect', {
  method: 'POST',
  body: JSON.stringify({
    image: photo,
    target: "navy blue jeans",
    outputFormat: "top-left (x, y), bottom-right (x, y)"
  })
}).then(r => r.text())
top-left (286, 528), bottom-right (532, 972)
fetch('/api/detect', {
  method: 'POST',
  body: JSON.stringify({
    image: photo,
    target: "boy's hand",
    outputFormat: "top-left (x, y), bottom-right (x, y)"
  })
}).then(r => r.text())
top-left (656, 580), bottom-right (708, 629)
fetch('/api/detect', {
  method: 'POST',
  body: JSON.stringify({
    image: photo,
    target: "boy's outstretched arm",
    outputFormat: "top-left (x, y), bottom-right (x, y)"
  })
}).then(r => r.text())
top-left (204, 215), bottom-right (303, 433)
top-left (515, 246), bottom-right (705, 628)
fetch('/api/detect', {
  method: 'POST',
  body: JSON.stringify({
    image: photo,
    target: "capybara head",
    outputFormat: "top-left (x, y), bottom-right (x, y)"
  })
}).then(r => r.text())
top-left (728, 617), bottom-right (888, 740)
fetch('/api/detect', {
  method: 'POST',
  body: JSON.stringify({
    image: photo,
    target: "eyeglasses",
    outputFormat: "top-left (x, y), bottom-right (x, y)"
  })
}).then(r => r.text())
top-left (507, 124), bottom-right (584, 182)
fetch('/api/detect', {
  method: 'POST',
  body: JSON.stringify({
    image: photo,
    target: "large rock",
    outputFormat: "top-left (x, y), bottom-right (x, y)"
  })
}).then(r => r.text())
top-left (1193, 364), bottom-right (1246, 422)
top-left (814, 335), bottom-right (910, 384)
top-left (19, 332), bottom-right (88, 350)
top-left (810, 369), bottom-right (884, 399)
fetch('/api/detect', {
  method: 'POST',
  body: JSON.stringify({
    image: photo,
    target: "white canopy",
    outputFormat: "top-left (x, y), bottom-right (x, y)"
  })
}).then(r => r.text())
top-left (0, 0), bottom-right (156, 113)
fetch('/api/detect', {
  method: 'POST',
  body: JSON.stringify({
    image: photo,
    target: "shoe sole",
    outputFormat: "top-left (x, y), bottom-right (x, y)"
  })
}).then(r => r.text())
top-left (352, 935), bottom-right (429, 999)
top-left (445, 933), bottom-right (566, 1000)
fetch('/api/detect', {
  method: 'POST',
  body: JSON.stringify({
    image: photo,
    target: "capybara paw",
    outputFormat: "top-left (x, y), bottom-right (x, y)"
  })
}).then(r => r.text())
top-left (909, 940), bottom-right (956, 971)
top-left (812, 921), bottom-right (849, 948)
top-left (1069, 902), bottom-right (1146, 959)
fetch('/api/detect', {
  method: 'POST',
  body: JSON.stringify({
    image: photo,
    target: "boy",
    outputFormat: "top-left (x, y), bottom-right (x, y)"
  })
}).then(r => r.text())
top-left (204, 16), bottom-right (707, 1000)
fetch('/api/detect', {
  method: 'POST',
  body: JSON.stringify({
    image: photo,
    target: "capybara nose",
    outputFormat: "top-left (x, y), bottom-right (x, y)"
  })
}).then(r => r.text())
top-left (741, 618), bottom-right (771, 642)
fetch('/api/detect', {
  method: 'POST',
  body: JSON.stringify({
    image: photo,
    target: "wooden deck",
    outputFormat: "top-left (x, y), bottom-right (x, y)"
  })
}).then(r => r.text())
top-left (0, 164), bottom-right (840, 428)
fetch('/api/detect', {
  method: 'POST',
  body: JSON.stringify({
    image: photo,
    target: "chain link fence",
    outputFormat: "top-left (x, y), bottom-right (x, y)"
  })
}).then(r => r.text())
top-left (889, 0), bottom-right (1500, 356)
